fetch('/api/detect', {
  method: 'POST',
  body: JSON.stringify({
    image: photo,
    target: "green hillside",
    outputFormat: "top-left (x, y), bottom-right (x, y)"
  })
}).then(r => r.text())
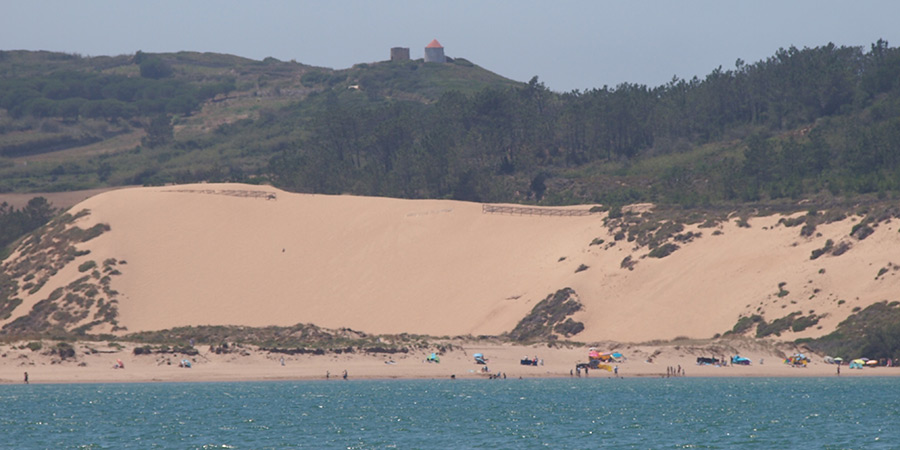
top-left (0, 50), bottom-right (520, 193)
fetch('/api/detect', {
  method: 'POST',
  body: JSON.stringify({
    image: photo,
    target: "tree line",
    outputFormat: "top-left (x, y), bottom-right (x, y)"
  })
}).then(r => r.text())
top-left (0, 197), bottom-right (56, 259)
top-left (0, 63), bottom-right (234, 121)
top-left (256, 40), bottom-right (900, 205)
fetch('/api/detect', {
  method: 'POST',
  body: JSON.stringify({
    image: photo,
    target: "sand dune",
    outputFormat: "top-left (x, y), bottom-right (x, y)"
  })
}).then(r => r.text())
top-left (3, 183), bottom-right (899, 343)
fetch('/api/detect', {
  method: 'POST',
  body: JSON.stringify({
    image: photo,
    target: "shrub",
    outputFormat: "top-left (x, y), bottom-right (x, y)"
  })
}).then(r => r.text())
top-left (756, 312), bottom-right (801, 338)
top-left (55, 342), bottom-right (76, 359)
top-left (648, 243), bottom-right (679, 258)
top-left (730, 314), bottom-right (762, 334)
top-left (575, 264), bottom-right (589, 273)
top-left (133, 346), bottom-right (153, 355)
top-left (810, 239), bottom-right (833, 260)
top-left (832, 241), bottom-right (852, 256)
top-left (607, 205), bottom-right (623, 219)
top-left (590, 238), bottom-right (605, 246)
top-left (26, 341), bottom-right (42, 351)
top-left (554, 318), bottom-right (585, 337)
top-left (78, 260), bottom-right (97, 273)
top-left (777, 282), bottom-right (789, 298)
top-left (791, 315), bottom-right (820, 332)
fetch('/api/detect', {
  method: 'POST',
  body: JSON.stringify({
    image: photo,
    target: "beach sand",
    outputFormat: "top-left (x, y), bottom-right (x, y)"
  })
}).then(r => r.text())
top-left (1, 339), bottom-right (892, 384)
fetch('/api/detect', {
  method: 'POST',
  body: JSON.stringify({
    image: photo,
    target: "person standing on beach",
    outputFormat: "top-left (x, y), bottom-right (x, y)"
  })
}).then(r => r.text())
top-left (24, 372), bottom-right (28, 384)
top-left (837, 364), bottom-right (841, 376)
top-left (342, 370), bottom-right (348, 380)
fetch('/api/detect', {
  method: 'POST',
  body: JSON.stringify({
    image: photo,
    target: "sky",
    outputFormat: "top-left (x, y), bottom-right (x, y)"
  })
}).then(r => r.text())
top-left (3, 1), bottom-right (900, 93)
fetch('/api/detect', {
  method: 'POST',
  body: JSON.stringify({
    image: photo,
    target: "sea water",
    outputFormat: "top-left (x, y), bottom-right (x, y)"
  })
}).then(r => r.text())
top-left (1, 377), bottom-right (898, 449)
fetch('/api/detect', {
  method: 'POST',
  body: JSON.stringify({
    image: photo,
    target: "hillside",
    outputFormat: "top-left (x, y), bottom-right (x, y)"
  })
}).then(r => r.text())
top-left (0, 50), bottom-right (518, 193)
top-left (2, 42), bottom-right (899, 208)
top-left (2, 184), bottom-right (899, 345)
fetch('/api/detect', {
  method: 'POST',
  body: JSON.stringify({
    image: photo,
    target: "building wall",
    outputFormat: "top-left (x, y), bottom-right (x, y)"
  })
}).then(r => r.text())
top-left (424, 47), bottom-right (445, 63)
top-left (390, 47), bottom-right (410, 61)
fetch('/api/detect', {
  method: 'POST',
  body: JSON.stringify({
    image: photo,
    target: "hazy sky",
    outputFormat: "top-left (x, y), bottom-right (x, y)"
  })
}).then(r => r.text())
top-left (4, 1), bottom-right (900, 92)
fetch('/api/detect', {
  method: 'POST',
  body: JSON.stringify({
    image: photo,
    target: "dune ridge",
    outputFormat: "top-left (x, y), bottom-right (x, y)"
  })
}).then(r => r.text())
top-left (2, 183), bottom-right (899, 344)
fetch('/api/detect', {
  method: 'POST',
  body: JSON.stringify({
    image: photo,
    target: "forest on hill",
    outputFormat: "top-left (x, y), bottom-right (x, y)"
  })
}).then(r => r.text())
top-left (1, 41), bottom-right (900, 209)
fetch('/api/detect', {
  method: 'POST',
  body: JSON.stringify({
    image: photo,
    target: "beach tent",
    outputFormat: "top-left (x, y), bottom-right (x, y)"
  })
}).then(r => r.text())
top-left (427, 352), bottom-right (440, 363)
top-left (474, 353), bottom-right (487, 364)
top-left (823, 356), bottom-right (835, 364)
top-left (732, 356), bottom-right (751, 365)
top-left (611, 352), bottom-right (624, 360)
top-left (850, 359), bottom-right (865, 369)
top-left (785, 354), bottom-right (809, 366)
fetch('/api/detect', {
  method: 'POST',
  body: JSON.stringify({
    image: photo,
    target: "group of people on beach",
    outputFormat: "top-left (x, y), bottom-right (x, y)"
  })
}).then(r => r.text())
top-left (666, 365), bottom-right (684, 377)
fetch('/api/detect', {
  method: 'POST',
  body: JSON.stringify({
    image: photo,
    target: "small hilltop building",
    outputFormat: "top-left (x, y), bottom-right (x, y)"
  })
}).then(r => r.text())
top-left (424, 39), bottom-right (446, 63)
top-left (390, 47), bottom-right (410, 62)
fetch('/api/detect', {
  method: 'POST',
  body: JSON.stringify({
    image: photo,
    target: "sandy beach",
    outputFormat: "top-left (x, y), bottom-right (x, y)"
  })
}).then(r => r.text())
top-left (1, 339), bottom-right (895, 385)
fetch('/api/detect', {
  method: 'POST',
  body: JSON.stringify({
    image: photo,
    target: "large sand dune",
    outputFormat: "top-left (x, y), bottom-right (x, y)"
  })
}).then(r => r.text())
top-left (3, 183), bottom-right (899, 343)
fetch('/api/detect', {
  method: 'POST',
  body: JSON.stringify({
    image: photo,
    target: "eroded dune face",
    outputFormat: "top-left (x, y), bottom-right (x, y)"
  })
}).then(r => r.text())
top-left (3, 183), bottom-right (899, 342)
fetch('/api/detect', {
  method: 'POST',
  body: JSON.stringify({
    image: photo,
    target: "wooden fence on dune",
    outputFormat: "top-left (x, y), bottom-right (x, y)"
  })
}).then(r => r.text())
top-left (482, 204), bottom-right (597, 217)
top-left (163, 189), bottom-right (277, 200)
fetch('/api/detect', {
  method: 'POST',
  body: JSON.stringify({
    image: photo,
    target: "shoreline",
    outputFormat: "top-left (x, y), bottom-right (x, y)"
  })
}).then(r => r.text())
top-left (2, 340), bottom-right (896, 385)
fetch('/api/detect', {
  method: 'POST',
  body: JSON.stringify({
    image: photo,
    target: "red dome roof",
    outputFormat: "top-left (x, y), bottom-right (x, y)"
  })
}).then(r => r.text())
top-left (426, 39), bottom-right (443, 49)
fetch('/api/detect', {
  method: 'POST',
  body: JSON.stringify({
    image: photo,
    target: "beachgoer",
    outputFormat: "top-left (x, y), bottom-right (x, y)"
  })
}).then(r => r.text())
top-left (24, 372), bottom-right (28, 384)
top-left (570, 369), bottom-right (574, 376)
top-left (326, 371), bottom-right (330, 379)
top-left (837, 364), bottom-right (841, 376)
top-left (342, 370), bottom-right (348, 380)
top-left (280, 356), bottom-right (285, 366)
top-left (614, 366), bottom-right (618, 376)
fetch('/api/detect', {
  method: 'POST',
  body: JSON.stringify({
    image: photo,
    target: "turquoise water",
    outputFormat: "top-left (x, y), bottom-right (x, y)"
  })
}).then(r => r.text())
top-left (1, 377), bottom-right (898, 449)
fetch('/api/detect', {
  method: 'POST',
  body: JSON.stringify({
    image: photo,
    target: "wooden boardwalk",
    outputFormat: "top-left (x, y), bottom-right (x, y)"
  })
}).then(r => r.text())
top-left (482, 204), bottom-right (596, 216)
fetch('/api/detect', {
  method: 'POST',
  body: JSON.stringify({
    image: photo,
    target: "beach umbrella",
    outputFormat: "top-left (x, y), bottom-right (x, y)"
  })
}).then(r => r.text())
top-left (866, 360), bottom-right (879, 366)
top-left (833, 357), bottom-right (843, 362)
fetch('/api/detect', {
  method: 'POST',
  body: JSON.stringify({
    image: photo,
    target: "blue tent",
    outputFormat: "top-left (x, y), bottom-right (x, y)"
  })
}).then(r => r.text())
top-left (732, 356), bottom-right (751, 365)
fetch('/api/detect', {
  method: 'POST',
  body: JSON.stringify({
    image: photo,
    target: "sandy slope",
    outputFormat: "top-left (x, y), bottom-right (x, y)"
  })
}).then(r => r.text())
top-left (3, 183), bottom-right (900, 343)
